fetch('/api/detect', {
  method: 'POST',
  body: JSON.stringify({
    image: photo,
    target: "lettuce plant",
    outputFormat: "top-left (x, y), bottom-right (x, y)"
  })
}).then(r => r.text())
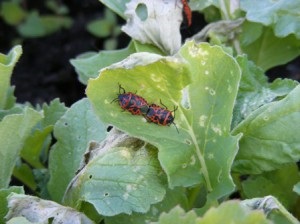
top-left (1, 0), bottom-right (300, 223)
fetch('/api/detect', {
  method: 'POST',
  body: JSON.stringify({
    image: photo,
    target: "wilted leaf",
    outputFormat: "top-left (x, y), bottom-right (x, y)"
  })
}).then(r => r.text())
top-left (87, 41), bottom-right (241, 202)
top-left (5, 193), bottom-right (93, 224)
top-left (48, 98), bottom-right (107, 202)
top-left (0, 186), bottom-right (24, 224)
top-left (122, 0), bottom-right (182, 55)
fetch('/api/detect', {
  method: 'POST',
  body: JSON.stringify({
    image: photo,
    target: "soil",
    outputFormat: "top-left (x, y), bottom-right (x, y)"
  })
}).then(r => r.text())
top-left (0, 1), bottom-right (299, 107)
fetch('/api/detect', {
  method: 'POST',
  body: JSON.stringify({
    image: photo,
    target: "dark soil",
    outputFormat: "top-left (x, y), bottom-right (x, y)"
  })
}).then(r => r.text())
top-left (0, 0), bottom-right (130, 106)
top-left (0, 1), bottom-right (299, 107)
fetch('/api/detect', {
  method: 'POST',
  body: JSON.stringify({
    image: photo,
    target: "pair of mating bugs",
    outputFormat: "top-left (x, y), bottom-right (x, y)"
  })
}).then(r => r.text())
top-left (112, 84), bottom-right (179, 133)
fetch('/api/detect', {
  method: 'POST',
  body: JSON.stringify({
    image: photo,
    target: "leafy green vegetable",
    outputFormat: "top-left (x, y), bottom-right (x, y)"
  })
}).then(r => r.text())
top-left (0, 2), bottom-right (27, 25)
top-left (0, 108), bottom-right (43, 189)
top-left (18, 11), bottom-right (72, 38)
top-left (233, 84), bottom-right (300, 174)
top-left (154, 201), bottom-right (270, 224)
top-left (87, 42), bottom-right (241, 202)
top-left (240, 27), bottom-right (300, 71)
top-left (48, 98), bottom-right (107, 202)
top-left (241, 0), bottom-right (300, 38)
top-left (241, 164), bottom-right (300, 210)
top-left (105, 187), bottom-right (188, 223)
top-left (64, 132), bottom-right (167, 216)
top-left (0, 45), bottom-right (22, 110)
top-left (232, 56), bottom-right (298, 128)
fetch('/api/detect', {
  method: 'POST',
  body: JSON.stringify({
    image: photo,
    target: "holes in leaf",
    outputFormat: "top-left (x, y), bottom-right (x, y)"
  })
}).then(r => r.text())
top-left (107, 125), bottom-right (113, 132)
top-left (104, 192), bottom-right (109, 197)
top-left (135, 3), bottom-right (148, 21)
top-left (185, 139), bottom-right (192, 145)
top-left (64, 122), bottom-right (68, 126)
top-left (89, 175), bottom-right (93, 179)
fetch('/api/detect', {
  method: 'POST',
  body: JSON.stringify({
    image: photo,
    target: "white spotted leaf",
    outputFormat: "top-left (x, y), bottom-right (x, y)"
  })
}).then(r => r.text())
top-left (63, 142), bottom-right (166, 216)
top-left (87, 41), bottom-right (241, 201)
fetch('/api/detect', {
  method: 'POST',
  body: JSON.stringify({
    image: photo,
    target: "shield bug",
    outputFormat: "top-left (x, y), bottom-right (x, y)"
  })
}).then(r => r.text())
top-left (111, 84), bottom-right (149, 115)
top-left (145, 100), bottom-right (179, 133)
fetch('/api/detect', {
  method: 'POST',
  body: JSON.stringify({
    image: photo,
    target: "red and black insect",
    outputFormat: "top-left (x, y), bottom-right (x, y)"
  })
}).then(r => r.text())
top-left (112, 84), bottom-right (149, 115)
top-left (181, 0), bottom-right (192, 27)
top-left (145, 100), bottom-right (179, 133)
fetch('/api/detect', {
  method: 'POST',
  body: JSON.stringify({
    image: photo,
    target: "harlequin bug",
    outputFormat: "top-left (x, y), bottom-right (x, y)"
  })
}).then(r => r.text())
top-left (181, 0), bottom-right (192, 27)
top-left (145, 100), bottom-right (179, 133)
top-left (111, 84), bottom-right (149, 115)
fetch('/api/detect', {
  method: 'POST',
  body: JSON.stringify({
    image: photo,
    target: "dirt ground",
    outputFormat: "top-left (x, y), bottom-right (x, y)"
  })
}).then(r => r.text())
top-left (0, 0), bottom-right (299, 107)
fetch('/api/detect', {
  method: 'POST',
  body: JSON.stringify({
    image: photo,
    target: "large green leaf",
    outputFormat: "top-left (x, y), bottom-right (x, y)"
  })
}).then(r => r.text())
top-left (105, 187), bottom-right (188, 223)
top-left (0, 108), bottom-right (42, 189)
top-left (241, 0), bottom-right (300, 38)
top-left (0, 46), bottom-right (22, 109)
top-left (87, 42), bottom-right (241, 201)
top-left (241, 26), bottom-right (300, 71)
top-left (232, 85), bottom-right (300, 174)
top-left (47, 98), bottom-right (107, 202)
top-left (232, 56), bottom-right (298, 128)
top-left (64, 132), bottom-right (167, 216)
top-left (70, 42), bottom-right (136, 84)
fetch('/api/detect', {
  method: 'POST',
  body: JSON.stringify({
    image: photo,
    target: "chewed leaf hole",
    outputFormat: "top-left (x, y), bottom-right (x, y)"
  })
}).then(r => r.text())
top-left (136, 3), bottom-right (148, 21)
top-left (104, 192), bottom-right (109, 197)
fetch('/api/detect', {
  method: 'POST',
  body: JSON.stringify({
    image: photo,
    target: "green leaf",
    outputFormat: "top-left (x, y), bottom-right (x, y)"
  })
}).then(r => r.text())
top-left (0, 2), bottom-right (27, 25)
top-left (47, 98), bottom-right (107, 202)
top-left (64, 134), bottom-right (167, 216)
top-left (70, 42), bottom-right (136, 84)
top-left (241, 164), bottom-right (300, 210)
top-left (0, 45), bottom-right (22, 110)
top-left (5, 193), bottom-right (93, 224)
top-left (154, 201), bottom-right (270, 224)
top-left (154, 206), bottom-right (200, 224)
top-left (13, 162), bottom-right (36, 190)
top-left (105, 187), bottom-right (188, 223)
top-left (18, 11), bottom-right (72, 38)
top-left (41, 98), bottom-right (67, 127)
top-left (241, 27), bottom-right (300, 71)
top-left (241, 0), bottom-right (300, 38)
top-left (0, 186), bottom-right (24, 224)
top-left (0, 108), bottom-right (43, 189)
top-left (99, 0), bottom-right (130, 19)
top-left (20, 126), bottom-right (52, 168)
top-left (122, 0), bottom-right (182, 55)
top-left (232, 56), bottom-right (298, 128)
top-left (87, 42), bottom-right (241, 201)
top-left (87, 19), bottom-right (113, 38)
top-left (232, 85), bottom-right (300, 174)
